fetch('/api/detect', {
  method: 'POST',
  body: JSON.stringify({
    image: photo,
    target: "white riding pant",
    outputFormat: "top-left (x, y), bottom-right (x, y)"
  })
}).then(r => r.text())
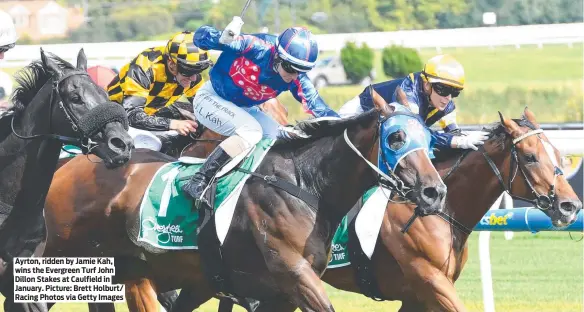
top-left (128, 127), bottom-right (163, 151)
top-left (339, 94), bottom-right (421, 118)
top-left (192, 81), bottom-right (280, 153)
top-left (338, 95), bottom-right (365, 118)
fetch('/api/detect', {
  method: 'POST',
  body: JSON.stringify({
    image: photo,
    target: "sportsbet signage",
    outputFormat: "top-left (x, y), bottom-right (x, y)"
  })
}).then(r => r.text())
top-left (480, 211), bottom-right (513, 226)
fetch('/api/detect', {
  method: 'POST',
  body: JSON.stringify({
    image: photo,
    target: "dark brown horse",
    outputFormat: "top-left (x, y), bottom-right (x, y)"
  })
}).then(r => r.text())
top-left (42, 91), bottom-right (446, 312)
top-left (318, 107), bottom-right (582, 311)
top-left (0, 48), bottom-right (133, 312)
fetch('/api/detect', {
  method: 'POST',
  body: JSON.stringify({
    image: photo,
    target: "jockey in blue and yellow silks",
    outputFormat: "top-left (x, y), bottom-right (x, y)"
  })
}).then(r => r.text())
top-left (339, 54), bottom-right (488, 151)
top-left (182, 16), bottom-right (339, 203)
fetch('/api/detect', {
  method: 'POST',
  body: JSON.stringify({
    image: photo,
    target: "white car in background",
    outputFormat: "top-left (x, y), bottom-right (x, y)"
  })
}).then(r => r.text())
top-left (307, 55), bottom-right (375, 89)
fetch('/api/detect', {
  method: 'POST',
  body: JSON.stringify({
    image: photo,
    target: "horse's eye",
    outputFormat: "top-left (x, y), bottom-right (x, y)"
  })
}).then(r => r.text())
top-left (70, 93), bottom-right (82, 102)
top-left (524, 153), bottom-right (537, 163)
top-left (388, 131), bottom-right (406, 151)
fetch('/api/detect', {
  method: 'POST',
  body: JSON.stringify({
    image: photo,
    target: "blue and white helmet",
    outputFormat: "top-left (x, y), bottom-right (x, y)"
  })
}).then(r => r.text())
top-left (276, 27), bottom-right (319, 72)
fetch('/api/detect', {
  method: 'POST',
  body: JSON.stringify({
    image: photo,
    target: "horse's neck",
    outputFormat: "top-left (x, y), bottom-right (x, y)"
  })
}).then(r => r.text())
top-left (293, 130), bottom-right (378, 226)
top-left (442, 145), bottom-right (511, 239)
top-left (0, 97), bottom-right (60, 207)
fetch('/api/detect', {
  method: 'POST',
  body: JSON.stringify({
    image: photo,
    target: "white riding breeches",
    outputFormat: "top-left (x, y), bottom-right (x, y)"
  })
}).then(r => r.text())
top-left (192, 81), bottom-right (281, 150)
top-left (339, 94), bottom-right (422, 118)
top-left (338, 95), bottom-right (365, 118)
top-left (128, 127), bottom-right (162, 151)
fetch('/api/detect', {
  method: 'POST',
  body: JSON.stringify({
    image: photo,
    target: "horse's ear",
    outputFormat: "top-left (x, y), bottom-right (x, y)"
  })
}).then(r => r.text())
top-left (523, 106), bottom-right (540, 129)
top-left (76, 48), bottom-right (87, 72)
top-left (40, 48), bottom-right (63, 78)
top-left (370, 86), bottom-right (393, 115)
top-left (499, 111), bottom-right (520, 134)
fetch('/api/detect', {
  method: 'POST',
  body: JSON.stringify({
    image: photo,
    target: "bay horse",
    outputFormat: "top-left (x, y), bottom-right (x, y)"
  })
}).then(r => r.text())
top-left (318, 107), bottom-right (582, 311)
top-left (53, 96), bottom-right (287, 312)
top-left (0, 48), bottom-right (133, 312)
top-left (42, 90), bottom-right (446, 312)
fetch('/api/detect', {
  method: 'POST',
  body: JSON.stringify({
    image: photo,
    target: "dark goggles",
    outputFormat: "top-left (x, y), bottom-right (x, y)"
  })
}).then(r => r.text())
top-left (280, 61), bottom-right (300, 74)
top-left (432, 83), bottom-right (462, 98)
top-left (176, 59), bottom-right (213, 77)
top-left (0, 43), bottom-right (15, 53)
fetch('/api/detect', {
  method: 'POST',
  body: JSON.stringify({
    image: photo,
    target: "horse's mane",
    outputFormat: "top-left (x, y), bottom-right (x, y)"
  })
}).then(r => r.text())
top-left (10, 52), bottom-right (75, 117)
top-left (273, 109), bottom-right (379, 149)
top-left (432, 116), bottom-right (537, 164)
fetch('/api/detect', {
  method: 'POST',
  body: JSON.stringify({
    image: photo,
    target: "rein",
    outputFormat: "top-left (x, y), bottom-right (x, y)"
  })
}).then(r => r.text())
top-left (401, 128), bottom-right (563, 235)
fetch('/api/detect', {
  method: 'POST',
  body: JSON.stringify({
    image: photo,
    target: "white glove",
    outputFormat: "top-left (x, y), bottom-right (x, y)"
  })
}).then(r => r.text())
top-left (219, 16), bottom-right (244, 45)
top-left (452, 131), bottom-right (489, 151)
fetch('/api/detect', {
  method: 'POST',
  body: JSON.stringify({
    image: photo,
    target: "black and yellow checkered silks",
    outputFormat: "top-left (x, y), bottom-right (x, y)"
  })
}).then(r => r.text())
top-left (107, 46), bottom-right (204, 115)
top-left (165, 31), bottom-right (208, 65)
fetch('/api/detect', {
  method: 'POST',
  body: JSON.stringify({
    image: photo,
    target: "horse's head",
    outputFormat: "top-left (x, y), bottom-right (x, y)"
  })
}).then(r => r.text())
top-left (496, 107), bottom-right (582, 226)
top-left (371, 88), bottom-right (446, 215)
top-left (39, 48), bottom-right (133, 168)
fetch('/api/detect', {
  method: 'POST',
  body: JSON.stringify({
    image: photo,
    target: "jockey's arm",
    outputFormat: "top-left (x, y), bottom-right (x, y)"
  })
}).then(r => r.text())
top-left (123, 96), bottom-right (173, 131)
top-left (438, 111), bottom-right (461, 134)
top-left (194, 26), bottom-right (254, 54)
top-left (114, 62), bottom-right (174, 131)
top-left (290, 74), bottom-right (339, 118)
top-left (431, 112), bottom-right (460, 149)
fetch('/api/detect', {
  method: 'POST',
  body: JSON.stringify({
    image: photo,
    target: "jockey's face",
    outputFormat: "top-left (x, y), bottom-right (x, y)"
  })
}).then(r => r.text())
top-left (424, 81), bottom-right (457, 111)
top-left (176, 72), bottom-right (198, 88)
top-left (276, 61), bottom-right (299, 83)
top-left (167, 59), bottom-right (198, 88)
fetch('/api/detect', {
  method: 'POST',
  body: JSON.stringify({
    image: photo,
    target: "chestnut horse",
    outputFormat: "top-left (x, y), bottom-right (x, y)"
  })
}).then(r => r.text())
top-left (318, 107), bottom-right (582, 311)
top-left (42, 91), bottom-right (446, 312)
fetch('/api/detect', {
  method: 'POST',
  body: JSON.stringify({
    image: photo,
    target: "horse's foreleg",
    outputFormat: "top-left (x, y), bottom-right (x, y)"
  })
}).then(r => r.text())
top-left (87, 303), bottom-right (115, 312)
top-left (156, 290), bottom-right (178, 312)
top-left (251, 298), bottom-right (297, 312)
top-left (125, 278), bottom-right (159, 312)
top-left (168, 286), bottom-right (215, 312)
top-left (404, 262), bottom-right (466, 312)
top-left (398, 299), bottom-right (427, 312)
top-left (423, 273), bottom-right (466, 312)
top-left (269, 257), bottom-right (334, 312)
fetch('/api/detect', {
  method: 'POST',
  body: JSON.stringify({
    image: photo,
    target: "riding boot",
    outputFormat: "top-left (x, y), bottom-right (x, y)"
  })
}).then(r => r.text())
top-left (182, 146), bottom-right (232, 202)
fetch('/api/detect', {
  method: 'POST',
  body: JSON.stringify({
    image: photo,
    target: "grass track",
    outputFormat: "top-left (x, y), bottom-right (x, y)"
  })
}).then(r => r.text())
top-left (2, 231), bottom-right (581, 312)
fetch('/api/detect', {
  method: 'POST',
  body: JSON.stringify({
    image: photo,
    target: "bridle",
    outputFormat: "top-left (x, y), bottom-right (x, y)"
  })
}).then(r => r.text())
top-left (402, 128), bottom-right (563, 235)
top-left (482, 128), bottom-right (563, 211)
top-left (11, 71), bottom-right (100, 154)
top-left (343, 110), bottom-right (430, 202)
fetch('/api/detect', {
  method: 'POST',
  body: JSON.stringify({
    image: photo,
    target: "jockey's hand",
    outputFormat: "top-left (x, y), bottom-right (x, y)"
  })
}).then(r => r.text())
top-left (170, 119), bottom-right (198, 136)
top-left (220, 16), bottom-right (244, 45)
top-left (451, 131), bottom-right (489, 151)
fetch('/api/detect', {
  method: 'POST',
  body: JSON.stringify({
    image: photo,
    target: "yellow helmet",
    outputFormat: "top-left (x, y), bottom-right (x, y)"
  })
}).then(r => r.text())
top-left (422, 54), bottom-right (465, 89)
top-left (165, 31), bottom-right (212, 76)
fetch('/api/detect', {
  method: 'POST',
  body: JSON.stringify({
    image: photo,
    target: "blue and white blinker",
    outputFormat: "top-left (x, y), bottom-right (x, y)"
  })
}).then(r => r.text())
top-left (378, 105), bottom-right (436, 173)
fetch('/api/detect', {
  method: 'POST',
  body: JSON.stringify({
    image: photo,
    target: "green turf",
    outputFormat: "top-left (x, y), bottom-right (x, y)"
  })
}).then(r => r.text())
top-left (2, 231), bottom-right (581, 312)
top-left (281, 43), bottom-right (584, 124)
top-left (319, 43), bottom-right (584, 89)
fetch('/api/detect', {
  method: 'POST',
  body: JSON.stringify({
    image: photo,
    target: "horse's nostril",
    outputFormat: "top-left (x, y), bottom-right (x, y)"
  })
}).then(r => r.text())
top-left (423, 186), bottom-right (439, 201)
top-left (560, 200), bottom-right (582, 212)
top-left (109, 137), bottom-right (127, 151)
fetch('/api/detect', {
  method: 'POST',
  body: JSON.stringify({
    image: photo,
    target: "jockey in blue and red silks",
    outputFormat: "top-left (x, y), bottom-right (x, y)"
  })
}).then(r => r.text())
top-left (182, 16), bottom-right (339, 203)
